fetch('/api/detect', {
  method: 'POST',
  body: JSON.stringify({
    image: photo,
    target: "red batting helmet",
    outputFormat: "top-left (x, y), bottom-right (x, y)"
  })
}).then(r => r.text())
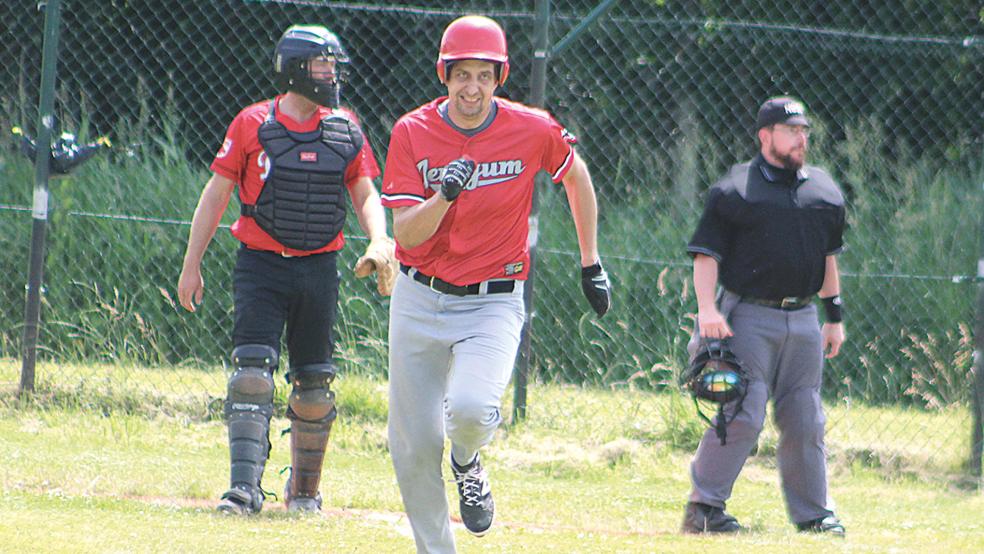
top-left (436, 15), bottom-right (510, 85)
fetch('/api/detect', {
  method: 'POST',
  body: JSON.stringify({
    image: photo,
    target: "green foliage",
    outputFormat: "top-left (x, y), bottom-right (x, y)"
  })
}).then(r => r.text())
top-left (1, 102), bottom-right (980, 409)
top-left (533, 119), bottom-right (981, 410)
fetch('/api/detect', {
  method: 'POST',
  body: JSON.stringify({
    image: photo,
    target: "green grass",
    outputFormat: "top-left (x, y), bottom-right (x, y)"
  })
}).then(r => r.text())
top-left (2, 359), bottom-right (984, 552)
top-left (4, 358), bottom-right (973, 477)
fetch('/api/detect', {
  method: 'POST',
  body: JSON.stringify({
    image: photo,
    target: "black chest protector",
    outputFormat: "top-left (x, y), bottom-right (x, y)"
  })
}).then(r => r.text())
top-left (241, 100), bottom-right (364, 251)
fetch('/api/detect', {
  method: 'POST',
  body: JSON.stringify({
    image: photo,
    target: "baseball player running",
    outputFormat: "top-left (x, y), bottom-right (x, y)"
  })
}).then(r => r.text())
top-left (380, 15), bottom-right (612, 553)
top-left (177, 24), bottom-right (396, 515)
top-left (682, 96), bottom-right (846, 536)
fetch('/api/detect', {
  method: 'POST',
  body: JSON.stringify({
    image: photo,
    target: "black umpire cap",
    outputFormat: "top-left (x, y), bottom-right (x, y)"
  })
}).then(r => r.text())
top-left (756, 96), bottom-right (810, 129)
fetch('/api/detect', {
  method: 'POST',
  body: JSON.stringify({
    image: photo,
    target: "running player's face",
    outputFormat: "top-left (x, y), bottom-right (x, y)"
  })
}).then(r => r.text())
top-left (445, 59), bottom-right (497, 128)
top-left (764, 123), bottom-right (809, 171)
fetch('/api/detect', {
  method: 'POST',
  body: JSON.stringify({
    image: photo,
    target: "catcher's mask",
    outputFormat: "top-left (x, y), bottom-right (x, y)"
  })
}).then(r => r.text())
top-left (436, 15), bottom-right (510, 85)
top-left (683, 339), bottom-right (748, 445)
top-left (274, 25), bottom-right (350, 108)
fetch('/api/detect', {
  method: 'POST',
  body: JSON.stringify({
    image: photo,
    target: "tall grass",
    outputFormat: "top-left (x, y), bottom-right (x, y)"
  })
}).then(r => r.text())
top-left (0, 101), bottom-right (980, 409)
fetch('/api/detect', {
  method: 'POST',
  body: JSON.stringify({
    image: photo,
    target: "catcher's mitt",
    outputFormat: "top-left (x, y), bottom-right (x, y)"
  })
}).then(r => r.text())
top-left (354, 236), bottom-right (397, 296)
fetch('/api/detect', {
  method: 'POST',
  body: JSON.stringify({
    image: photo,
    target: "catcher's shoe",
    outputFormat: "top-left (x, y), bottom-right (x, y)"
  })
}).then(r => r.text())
top-left (287, 496), bottom-right (322, 513)
top-left (451, 454), bottom-right (495, 537)
top-left (796, 515), bottom-right (845, 537)
top-left (284, 475), bottom-right (323, 514)
top-left (681, 502), bottom-right (743, 534)
top-left (216, 486), bottom-right (263, 515)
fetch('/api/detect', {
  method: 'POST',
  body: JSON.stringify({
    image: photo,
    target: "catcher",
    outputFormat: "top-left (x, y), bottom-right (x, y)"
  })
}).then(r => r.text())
top-left (177, 24), bottom-right (396, 515)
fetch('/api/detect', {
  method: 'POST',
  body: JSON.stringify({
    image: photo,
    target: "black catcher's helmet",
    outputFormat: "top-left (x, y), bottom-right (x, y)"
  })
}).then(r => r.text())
top-left (683, 339), bottom-right (748, 445)
top-left (274, 25), bottom-right (350, 108)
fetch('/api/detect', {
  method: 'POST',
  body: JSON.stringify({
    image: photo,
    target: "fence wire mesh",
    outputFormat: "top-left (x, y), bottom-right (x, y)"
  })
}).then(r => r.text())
top-left (1, 0), bottom-right (982, 478)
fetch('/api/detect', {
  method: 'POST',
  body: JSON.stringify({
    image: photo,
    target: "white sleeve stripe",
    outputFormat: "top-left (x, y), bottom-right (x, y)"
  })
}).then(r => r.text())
top-left (381, 193), bottom-right (425, 203)
top-left (551, 145), bottom-right (575, 182)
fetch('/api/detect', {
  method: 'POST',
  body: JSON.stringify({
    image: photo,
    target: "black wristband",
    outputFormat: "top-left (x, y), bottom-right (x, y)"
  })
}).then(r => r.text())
top-left (821, 295), bottom-right (843, 323)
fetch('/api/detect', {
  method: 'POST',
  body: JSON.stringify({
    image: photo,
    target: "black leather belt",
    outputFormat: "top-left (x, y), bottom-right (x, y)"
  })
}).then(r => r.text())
top-left (739, 294), bottom-right (812, 311)
top-left (400, 264), bottom-right (515, 296)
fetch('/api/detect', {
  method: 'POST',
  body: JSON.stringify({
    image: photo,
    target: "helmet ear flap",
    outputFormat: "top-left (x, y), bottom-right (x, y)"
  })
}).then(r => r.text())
top-left (497, 61), bottom-right (510, 85)
top-left (436, 59), bottom-right (446, 84)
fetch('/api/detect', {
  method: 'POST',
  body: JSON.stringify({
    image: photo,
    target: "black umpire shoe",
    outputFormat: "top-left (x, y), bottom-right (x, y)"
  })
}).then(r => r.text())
top-left (796, 515), bottom-right (846, 537)
top-left (451, 454), bottom-right (495, 537)
top-left (681, 501), bottom-right (743, 534)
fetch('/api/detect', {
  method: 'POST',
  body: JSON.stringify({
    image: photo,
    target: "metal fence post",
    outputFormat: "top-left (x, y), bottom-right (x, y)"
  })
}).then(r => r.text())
top-left (19, 0), bottom-right (63, 394)
top-left (513, 0), bottom-right (552, 422)
top-left (513, 0), bottom-right (619, 422)
top-left (970, 181), bottom-right (984, 483)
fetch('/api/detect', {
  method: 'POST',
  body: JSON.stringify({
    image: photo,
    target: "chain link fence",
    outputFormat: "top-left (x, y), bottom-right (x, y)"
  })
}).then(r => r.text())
top-left (1, 0), bottom-right (982, 478)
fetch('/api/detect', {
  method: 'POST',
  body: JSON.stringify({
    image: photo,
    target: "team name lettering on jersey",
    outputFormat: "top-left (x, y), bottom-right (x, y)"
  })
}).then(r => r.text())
top-left (416, 158), bottom-right (526, 192)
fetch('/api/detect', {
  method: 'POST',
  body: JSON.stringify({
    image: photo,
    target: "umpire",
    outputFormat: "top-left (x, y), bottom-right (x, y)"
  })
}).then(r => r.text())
top-left (682, 96), bottom-right (847, 536)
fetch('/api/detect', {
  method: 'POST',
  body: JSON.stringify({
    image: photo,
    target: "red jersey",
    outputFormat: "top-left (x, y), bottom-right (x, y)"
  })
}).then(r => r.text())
top-left (380, 97), bottom-right (577, 284)
top-left (211, 95), bottom-right (380, 256)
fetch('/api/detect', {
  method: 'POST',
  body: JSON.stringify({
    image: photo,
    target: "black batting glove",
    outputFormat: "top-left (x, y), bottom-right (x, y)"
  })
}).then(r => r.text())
top-left (580, 261), bottom-right (612, 317)
top-left (441, 157), bottom-right (475, 202)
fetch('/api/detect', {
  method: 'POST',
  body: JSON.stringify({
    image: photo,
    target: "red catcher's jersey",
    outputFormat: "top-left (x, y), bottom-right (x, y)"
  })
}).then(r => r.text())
top-left (210, 95), bottom-right (380, 255)
top-left (381, 97), bottom-right (577, 284)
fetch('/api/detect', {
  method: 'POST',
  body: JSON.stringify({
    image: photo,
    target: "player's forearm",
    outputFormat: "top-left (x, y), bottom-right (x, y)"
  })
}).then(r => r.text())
top-left (562, 155), bottom-right (600, 266)
top-left (693, 254), bottom-right (720, 313)
top-left (818, 255), bottom-right (841, 297)
top-left (182, 175), bottom-right (233, 269)
top-left (392, 197), bottom-right (452, 249)
top-left (349, 177), bottom-right (388, 242)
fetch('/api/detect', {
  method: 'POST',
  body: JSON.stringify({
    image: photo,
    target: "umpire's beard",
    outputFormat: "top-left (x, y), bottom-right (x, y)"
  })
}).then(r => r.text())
top-left (769, 144), bottom-right (806, 172)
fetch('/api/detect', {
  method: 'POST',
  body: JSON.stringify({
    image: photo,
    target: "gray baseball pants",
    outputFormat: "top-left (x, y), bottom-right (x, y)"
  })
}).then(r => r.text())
top-left (689, 300), bottom-right (836, 524)
top-left (387, 271), bottom-right (525, 554)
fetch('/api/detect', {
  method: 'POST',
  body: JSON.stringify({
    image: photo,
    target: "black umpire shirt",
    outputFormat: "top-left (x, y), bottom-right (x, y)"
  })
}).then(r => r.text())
top-left (687, 154), bottom-right (846, 299)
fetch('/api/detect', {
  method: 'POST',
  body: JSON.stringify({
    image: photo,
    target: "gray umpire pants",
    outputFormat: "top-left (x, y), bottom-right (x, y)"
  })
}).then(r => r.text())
top-left (387, 271), bottom-right (525, 554)
top-left (688, 299), bottom-right (836, 524)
